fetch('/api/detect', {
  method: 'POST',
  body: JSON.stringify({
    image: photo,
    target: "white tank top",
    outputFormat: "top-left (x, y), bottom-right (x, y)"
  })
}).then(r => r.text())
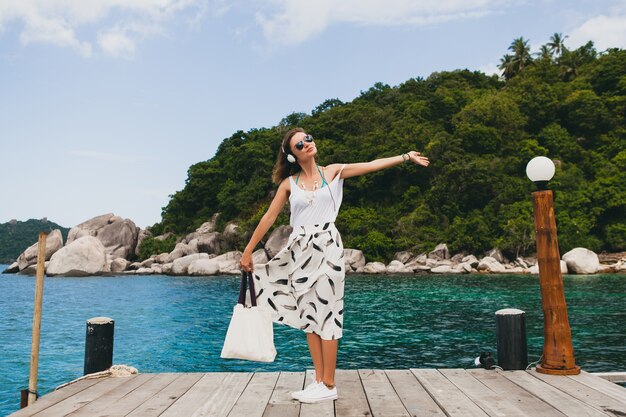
top-left (289, 164), bottom-right (345, 227)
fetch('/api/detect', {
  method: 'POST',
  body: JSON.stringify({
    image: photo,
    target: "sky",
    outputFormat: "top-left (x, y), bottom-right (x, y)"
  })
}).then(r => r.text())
top-left (1, 0), bottom-right (625, 230)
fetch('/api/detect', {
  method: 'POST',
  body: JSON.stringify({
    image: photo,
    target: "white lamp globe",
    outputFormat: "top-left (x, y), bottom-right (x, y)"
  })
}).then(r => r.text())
top-left (526, 156), bottom-right (555, 182)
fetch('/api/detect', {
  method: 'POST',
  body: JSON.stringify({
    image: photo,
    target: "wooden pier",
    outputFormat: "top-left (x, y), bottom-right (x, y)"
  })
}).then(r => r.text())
top-left (9, 368), bottom-right (626, 417)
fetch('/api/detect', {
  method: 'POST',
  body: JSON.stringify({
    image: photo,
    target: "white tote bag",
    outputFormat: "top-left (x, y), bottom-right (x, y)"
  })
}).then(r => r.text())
top-left (221, 271), bottom-right (277, 362)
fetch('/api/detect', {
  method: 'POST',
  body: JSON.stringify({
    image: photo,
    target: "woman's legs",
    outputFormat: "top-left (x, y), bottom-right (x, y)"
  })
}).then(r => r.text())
top-left (306, 333), bottom-right (324, 383)
top-left (306, 333), bottom-right (338, 387)
top-left (321, 339), bottom-right (338, 387)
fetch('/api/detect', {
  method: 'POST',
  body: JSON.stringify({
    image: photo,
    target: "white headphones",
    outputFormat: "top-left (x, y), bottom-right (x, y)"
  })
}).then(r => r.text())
top-left (282, 142), bottom-right (296, 163)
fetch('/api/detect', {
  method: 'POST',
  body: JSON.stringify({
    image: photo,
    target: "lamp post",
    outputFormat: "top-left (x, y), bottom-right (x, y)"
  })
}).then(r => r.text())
top-left (526, 157), bottom-right (580, 375)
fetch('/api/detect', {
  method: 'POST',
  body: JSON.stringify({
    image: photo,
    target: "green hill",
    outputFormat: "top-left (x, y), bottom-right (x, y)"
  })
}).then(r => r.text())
top-left (0, 219), bottom-right (70, 263)
top-left (147, 38), bottom-right (626, 262)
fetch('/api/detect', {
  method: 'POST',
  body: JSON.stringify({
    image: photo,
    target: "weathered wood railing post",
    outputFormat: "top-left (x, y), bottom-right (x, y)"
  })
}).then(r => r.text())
top-left (26, 231), bottom-right (47, 406)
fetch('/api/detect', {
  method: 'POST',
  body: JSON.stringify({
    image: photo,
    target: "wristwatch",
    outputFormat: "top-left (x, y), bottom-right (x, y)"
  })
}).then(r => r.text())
top-left (402, 153), bottom-right (410, 162)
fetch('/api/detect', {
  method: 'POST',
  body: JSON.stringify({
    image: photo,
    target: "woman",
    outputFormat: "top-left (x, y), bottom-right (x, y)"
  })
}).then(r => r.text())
top-left (240, 128), bottom-right (429, 404)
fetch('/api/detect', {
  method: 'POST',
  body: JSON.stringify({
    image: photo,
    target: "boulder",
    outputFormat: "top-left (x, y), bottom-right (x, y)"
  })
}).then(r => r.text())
top-left (154, 232), bottom-right (174, 241)
top-left (461, 255), bottom-right (479, 268)
top-left (393, 251), bottom-right (413, 264)
top-left (428, 243), bottom-right (450, 260)
top-left (67, 214), bottom-right (139, 259)
top-left (562, 248), bottom-right (600, 274)
top-left (171, 253), bottom-right (210, 275)
top-left (166, 243), bottom-right (191, 263)
top-left (188, 251), bottom-right (242, 276)
top-left (500, 266), bottom-right (527, 274)
top-left (155, 252), bottom-right (170, 264)
top-left (162, 263), bottom-right (174, 274)
top-left (4, 262), bottom-right (19, 273)
top-left (252, 249), bottom-right (269, 265)
top-left (344, 249), bottom-right (366, 272)
top-left (477, 256), bottom-right (506, 273)
top-left (184, 214), bottom-right (220, 243)
top-left (196, 233), bottom-right (221, 254)
top-left (111, 258), bottom-right (130, 273)
top-left (151, 264), bottom-right (163, 274)
top-left (363, 262), bottom-right (387, 274)
top-left (47, 236), bottom-right (107, 276)
top-left (265, 225), bottom-right (293, 259)
top-left (387, 260), bottom-right (410, 273)
top-left (187, 238), bottom-right (199, 254)
top-left (140, 258), bottom-right (155, 268)
top-left (450, 253), bottom-right (466, 263)
top-left (485, 248), bottom-right (508, 264)
top-left (431, 265), bottom-right (452, 274)
top-left (17, 229), bottom-right (64, 271)
top-left (514, 257), bottom-right (528, 269)
top-left (136, 267), bottom-right (154, 274)
top-left (135, 228), bottom-right (152, 256)
top-left (223, 223), bottom-right (239, 239)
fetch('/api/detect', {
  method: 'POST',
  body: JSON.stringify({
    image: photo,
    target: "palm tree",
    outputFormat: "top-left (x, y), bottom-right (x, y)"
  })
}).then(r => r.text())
top-left (498, 54), bottom-right (515, 80)
top-left (499, 37), bottom-right (533, 79)
top-left (510, 37), bottom-right (533, 71)
top-left (537, 45), bottom-right (553, 61)
top-left (548, 33), bottom-right (568, 58)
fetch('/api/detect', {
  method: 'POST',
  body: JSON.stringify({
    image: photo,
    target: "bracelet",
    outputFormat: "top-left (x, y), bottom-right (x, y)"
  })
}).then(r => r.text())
top-left (401, 153), bottom-right (410, 162)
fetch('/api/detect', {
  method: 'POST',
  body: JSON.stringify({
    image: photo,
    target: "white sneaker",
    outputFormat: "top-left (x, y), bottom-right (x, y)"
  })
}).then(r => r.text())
top-left (298, 383), bottom-right (338, 403)
top-left (291, 381), bottom-right (322, 400)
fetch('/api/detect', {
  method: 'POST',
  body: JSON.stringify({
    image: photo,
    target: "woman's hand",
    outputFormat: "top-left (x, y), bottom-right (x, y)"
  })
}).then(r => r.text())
top-left (407, 151), bottom-right (430, 167)
top-left (240, 250), bottom-right (254, 272)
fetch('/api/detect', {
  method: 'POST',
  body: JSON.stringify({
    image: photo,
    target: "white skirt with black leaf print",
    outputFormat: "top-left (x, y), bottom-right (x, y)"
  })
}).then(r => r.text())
top-left (254, 222), bottom-right (345, 340)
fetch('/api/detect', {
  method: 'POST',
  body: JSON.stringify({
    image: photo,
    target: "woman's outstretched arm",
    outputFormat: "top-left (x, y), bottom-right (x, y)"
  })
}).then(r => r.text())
top-left (332, 151), bottom-right (429, 179)
top-left (240, 178), bottom-right (290, 271)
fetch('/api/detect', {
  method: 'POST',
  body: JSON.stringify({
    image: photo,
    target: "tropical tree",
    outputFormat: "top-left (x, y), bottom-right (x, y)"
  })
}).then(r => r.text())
top-left (499, 37), bottom-right (533, 79)
top-left (548, 32), bottom-right (568, 58)
top-left (537, 45), bottom-right (553, 61)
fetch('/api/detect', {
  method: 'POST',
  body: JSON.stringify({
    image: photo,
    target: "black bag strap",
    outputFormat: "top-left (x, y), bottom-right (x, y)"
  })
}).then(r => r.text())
top-left (237, 270), bottom-right (257, 307)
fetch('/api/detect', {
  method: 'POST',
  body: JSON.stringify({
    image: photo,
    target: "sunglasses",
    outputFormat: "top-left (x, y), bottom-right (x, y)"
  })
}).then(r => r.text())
top-left (294, 134), bottom-right (314, 151)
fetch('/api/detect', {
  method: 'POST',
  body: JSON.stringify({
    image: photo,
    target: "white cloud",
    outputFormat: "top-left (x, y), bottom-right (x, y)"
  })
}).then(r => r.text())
top-left (255, 0), bottom-right (503, 46)
top-left (568, 14), bottom-right (626, 51)
top-left (0, 0), bottom-right (205, 57)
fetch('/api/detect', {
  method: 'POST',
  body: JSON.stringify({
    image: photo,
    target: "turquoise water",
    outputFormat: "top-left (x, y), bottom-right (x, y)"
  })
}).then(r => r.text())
top-left (1, 266), bottom-right (624, 416)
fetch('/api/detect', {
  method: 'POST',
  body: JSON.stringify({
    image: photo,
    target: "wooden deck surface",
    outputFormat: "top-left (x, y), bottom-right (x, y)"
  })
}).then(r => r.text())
top-left (9, 369), bottom-right (626, 417)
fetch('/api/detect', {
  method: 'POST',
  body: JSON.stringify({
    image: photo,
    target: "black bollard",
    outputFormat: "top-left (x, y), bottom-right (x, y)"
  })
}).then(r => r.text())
top-left (84, 317), bottom-right (114, 375)
top-left (495, 309), bottom-right (528, 370)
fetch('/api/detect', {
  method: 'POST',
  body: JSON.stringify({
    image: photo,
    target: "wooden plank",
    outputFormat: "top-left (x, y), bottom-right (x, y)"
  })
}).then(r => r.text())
top-left (80, 373), bottom-right (179, 417)
top-left (299, 369), bottom-right (334, 417)
top-left (440, 369), bottom-right (528, 417)
top-left (262, 371), bottom-right (304, 417)
top-left (7, 378), bottom-right (106, 417)
top-left (410, 369), bottom-right (488, 417)
top-left (126, 373), bottom-right (205, 417)
top-left (67, 373), bottom-right (157, 416)
top-left (358, 369), bottom-right (409, 417)
top-left (531, 370), bottom-right (626, 416)
top-left (569, 371), bottom-right (626, 402)
top-left (32, 376), bottom-right (138, 417)
top-left (592, 372), bottom-right (626, 383)
top-left (385, 369), bottom-right (446, 417)
top-left (160, 373), bottom-right (248, 417)
top-left (467, 369), bottom-right (566, 417)
top-left (227, 372), bottom-right (279, 417)
top-left (334, 369), bottom-right (370, 417)
top-left (191, 372), bottom-right (254, 417)
top-left (500, 370), bottom-right (609, 417)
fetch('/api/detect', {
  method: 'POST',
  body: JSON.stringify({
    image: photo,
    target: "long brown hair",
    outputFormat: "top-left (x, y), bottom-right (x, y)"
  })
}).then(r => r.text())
top-left (272, 128), bottom-right (306, 185)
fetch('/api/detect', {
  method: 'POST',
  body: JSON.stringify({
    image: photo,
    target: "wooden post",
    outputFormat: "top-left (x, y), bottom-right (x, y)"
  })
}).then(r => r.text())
top-left (28, 231), bottom-right (47, 406)
top-left (84, 317), bottom-right (115, 375)
top-left (532, 190), bottom-right (580, 375)
top-left (495, 308), bottom-right (528, 370)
